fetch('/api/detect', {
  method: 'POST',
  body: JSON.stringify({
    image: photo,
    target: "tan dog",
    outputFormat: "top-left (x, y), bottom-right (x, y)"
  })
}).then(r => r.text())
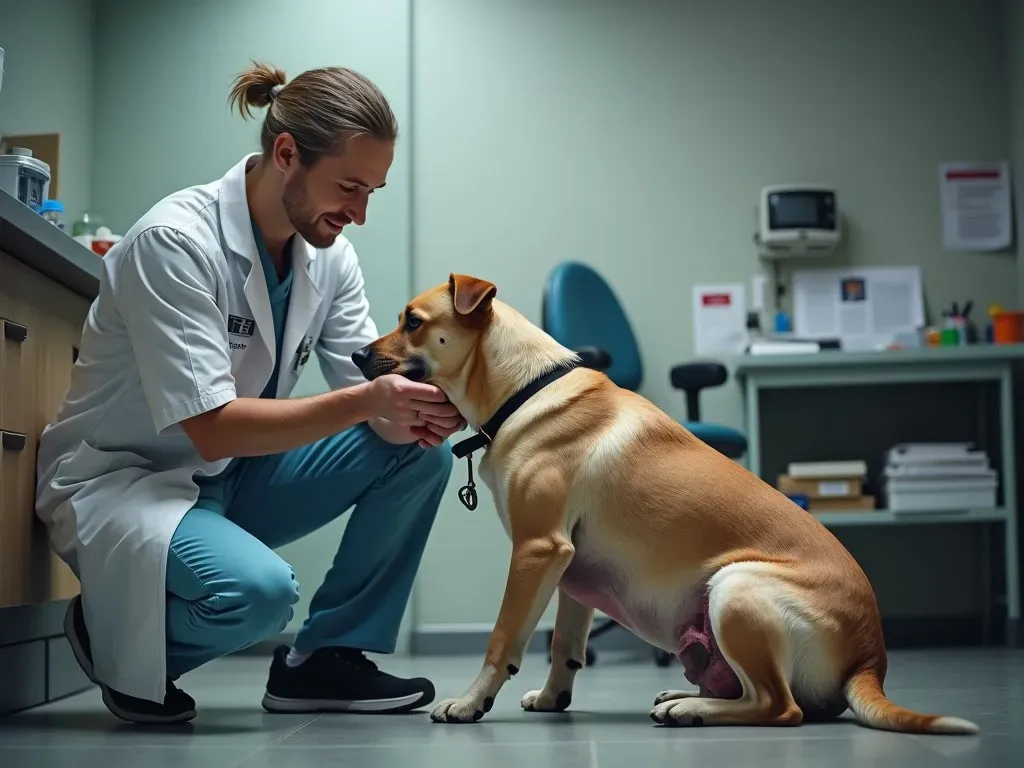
top-left (352, 273), bottom-right (979, 734)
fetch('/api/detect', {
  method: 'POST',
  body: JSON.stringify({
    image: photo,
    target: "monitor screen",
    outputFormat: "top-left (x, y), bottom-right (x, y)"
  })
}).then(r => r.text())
top-left (768, 191), bottom-right (835, 231)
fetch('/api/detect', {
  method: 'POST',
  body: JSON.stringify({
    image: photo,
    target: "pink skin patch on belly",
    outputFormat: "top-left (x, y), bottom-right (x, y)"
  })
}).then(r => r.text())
top-left (677, 590), bottom-right (742, 699)
top-left (558, 556), bottom-right (632, 628)
top-left (560, 554), bottom-right (742, 700)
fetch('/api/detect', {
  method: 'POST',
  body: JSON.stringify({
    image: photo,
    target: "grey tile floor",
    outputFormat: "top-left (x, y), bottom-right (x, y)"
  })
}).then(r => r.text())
top-left (0, 648), bottom-right (1020, 767)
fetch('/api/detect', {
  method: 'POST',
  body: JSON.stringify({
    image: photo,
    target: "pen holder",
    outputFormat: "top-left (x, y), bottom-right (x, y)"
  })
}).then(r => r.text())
top-left (992, 311), bottom-right (1024, 344)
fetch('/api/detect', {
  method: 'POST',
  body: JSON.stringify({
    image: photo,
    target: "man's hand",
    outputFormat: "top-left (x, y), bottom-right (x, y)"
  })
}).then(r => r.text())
top-left (366, 375), bottom-right (466, 448)
top-left (409, 409), bottom-right (467, 448)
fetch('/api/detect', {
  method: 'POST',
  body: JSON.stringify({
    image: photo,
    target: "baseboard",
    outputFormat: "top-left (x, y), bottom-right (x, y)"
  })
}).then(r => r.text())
top-left (408, 615), bottom-right (1006, 657)
top-left (1006, 617), bottom-right (1023, 647)
top-left (0, 599), bottom-right (94, 716)
top-left (0, 599), bottom-right (70, 647)
top-left (231, 619), bottom-right (650, 659)
top-left (409, 619), bottom-right (652, 656)
top-left (230, 614), bottom-right (1017, 660)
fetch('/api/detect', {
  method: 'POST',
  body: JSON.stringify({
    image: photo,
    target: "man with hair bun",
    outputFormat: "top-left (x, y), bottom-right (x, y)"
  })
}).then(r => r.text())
top-left (35, 61), bottom-right (460, 724)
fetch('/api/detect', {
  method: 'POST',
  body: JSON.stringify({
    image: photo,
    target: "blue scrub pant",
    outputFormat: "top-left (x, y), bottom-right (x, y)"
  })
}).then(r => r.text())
top-left (163, 423), bottom-right (452, 680)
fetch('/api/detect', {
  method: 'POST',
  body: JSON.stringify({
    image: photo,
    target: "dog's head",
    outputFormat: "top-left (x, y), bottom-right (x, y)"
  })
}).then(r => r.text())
top-left (351, 273), bottom-right (497, 384)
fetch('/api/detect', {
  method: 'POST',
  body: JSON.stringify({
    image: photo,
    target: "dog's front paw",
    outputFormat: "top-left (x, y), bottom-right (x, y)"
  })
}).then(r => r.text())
top-left (521, 688), bottom-right (572, 712)
top-left (430, 697), bottom-right (486, 724)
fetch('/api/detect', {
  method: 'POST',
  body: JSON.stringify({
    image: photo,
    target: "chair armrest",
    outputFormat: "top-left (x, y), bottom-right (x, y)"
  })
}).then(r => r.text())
top-left (574, 346), bottom-right (612, 370)
top-left (670, 362), bottom-right (727, 392)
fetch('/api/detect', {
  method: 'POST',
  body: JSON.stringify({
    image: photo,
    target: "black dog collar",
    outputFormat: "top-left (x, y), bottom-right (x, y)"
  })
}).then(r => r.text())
top-left (450, 361), bottom-right (580, 510)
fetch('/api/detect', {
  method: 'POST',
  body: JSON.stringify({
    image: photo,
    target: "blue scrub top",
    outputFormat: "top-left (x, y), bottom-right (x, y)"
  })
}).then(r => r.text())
top-left (251, 221), bottom-right (294, 399)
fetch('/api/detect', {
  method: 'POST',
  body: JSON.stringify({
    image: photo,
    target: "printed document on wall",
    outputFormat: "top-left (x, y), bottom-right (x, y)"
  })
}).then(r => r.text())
top-left (692, 283), bottom-right (747, 355)
top-left (792, 267), bottom-right (924, 350)
top-left (939, 161), bottom-right (1012, 251)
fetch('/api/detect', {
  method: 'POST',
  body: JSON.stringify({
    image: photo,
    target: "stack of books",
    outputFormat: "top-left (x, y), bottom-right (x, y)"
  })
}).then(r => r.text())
top-left (777, 460), bottom-right (875, 514)
top-left (883, 443), bottom-right (997, 512)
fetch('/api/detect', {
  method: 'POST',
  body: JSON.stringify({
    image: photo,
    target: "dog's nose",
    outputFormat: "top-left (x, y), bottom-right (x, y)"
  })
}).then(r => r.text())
top-left (351, 346), bottom-right (372, 371)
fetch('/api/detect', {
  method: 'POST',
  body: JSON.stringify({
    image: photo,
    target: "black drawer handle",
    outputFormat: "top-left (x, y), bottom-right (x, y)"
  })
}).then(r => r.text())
top-left (1, 430), bottom-right (27, 452)
top-left (3, 319), bottom-right (28, 343)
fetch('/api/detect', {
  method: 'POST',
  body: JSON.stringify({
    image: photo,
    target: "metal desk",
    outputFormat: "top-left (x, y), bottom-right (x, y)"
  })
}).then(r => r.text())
top-left (734, 344), bottom-right (1024, 644)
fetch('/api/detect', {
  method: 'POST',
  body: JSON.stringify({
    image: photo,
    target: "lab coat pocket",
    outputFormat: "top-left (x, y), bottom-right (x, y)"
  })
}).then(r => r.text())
top-left (55, 439), bottom-right (151, 487)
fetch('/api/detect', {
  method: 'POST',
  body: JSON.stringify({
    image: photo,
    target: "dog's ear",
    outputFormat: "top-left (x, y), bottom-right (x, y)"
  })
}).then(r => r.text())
top-left (448, 273), bottom-right (497, 316)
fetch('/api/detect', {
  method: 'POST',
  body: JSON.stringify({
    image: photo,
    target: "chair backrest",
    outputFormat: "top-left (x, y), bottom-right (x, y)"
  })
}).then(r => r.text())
top-left (542, 261), bottom-right (643, 391)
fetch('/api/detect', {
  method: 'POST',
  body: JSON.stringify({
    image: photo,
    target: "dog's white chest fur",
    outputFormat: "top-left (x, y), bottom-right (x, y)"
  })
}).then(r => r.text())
top-left (478, 455), bottom-right (513, 537)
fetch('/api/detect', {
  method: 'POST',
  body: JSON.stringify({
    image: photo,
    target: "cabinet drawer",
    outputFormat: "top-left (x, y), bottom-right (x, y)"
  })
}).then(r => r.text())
top-left (0, 424), bottom-right (46, 607)
top-left (0, 250), bottom-right (88, 606)
top-left (0, 312), bottom-right (36, 437)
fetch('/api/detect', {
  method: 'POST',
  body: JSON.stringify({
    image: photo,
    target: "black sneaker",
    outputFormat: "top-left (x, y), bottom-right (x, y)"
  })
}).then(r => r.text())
top-left (262, 645), bottom-right (435, 714)
top-left (63, 595), bottom-right (197, 724)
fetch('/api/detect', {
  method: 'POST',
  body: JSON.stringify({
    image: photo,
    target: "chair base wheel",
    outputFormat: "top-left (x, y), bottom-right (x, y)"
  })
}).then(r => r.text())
top-left (654, 649), bottom-right (674, 667)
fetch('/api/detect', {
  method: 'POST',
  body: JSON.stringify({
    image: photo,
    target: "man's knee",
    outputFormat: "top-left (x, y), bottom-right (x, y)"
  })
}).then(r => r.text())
top-left (391, 442), bottom-right (453, 498)
top-left (242, 559), bottom-right (300, 634)
top-left (414, 442), bottom-right (454, 485)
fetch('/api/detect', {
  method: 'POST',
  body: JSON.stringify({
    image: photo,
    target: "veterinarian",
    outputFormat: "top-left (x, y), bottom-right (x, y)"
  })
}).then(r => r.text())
top-left (34, 62), bottom-right (463, 724)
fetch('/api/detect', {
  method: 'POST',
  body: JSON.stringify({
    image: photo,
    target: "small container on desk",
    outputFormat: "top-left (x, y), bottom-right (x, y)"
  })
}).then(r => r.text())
top-left (991, 309), bottom-right (1024, 345)
top-left (38, 199), bottom-right (65, 230)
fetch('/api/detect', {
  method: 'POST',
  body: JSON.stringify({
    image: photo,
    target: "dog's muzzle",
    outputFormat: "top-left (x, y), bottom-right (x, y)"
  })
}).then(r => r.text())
top-left (351, 346), bottom-right (396, 380)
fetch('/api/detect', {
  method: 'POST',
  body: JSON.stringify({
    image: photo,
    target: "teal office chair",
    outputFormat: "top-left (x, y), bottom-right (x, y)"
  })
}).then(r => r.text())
top-left (541, 261), bottom-right (748, 666)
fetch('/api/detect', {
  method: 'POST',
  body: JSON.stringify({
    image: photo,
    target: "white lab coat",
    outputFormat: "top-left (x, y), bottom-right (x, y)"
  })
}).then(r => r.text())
top-left (35, 154), bottom-right (380, 703)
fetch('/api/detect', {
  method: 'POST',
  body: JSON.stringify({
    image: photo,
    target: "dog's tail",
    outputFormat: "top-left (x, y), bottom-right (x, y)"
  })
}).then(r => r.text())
top-left (844, 666), bottom-right (978, 735)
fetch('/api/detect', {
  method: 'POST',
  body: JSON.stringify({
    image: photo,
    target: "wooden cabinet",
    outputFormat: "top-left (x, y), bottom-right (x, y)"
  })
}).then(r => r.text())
top-left (0, 249), bottom-right (91, 608)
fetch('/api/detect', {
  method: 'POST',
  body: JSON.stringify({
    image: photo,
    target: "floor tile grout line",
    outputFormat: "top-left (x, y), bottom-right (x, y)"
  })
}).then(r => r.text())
top-left (224, 719), bottom-right (326, 768)
top-left (266, 713), bottom-right (325, 746)
top-left (227, 744), bottom-right (272, 768)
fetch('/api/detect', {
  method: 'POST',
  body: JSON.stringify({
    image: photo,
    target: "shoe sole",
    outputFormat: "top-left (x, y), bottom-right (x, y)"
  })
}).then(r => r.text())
top-left (64, 597), bottom-right (197, 725)
top-left (261, 690), bottom-right (432, 714)
top-left (63, 597), bottom-right (98, 685)
top-left (101, 687), bottom-right (197, 725)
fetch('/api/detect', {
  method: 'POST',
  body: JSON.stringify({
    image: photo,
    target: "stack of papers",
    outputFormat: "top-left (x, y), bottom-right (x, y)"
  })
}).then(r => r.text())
top-left (883, 443), bottom-right (998, 512)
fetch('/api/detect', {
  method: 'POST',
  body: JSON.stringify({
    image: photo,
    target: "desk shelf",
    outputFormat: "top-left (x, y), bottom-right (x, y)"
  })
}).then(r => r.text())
top-left (737, 347), bottom-right (1021, 644)
top-left (812, 508), bottom-right (1009, 528)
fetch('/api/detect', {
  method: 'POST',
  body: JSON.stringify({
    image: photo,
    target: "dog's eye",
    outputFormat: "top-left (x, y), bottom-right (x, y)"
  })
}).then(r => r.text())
top-left (406, 314), bottom-right (423, 331)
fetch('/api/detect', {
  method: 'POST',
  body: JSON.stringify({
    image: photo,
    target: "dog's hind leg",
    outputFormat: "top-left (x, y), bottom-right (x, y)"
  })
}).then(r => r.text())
top-left (653, 690), bottom-right (701, 705)
top-left (650, 564), bottom-right (803, 728)
top-left (522, 588), bottom-right (594, 713)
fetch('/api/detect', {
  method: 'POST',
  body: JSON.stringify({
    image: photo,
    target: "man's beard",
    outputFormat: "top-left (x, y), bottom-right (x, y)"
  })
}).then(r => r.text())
top-left (282, 172), bottom-right (340, 249)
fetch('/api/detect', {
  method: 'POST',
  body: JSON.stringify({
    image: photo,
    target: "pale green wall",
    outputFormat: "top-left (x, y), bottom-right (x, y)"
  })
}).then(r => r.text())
top-left (7, 0), bottom-right (1023, 641)
top-left (411, 0), bottom-right (1018, 629)
top-left (89, 0), bottom-right (415, 646)
top-left (1010, 0), bottom-right (1024, 304)
top-left (0, 0), bottom-right (94, 224)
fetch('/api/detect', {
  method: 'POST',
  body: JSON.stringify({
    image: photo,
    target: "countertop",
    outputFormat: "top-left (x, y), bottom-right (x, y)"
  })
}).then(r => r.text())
top-left (0, 190), bottom-right (101, 299)
top-left (733, 342), bottom-right (1024, 374)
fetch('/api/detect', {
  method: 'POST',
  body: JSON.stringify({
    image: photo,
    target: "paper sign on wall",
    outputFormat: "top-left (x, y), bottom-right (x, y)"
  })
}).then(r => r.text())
top-left (939, 161), bottom-right (1012, 251)
top-left (692, 283), bottom-right (747, 355)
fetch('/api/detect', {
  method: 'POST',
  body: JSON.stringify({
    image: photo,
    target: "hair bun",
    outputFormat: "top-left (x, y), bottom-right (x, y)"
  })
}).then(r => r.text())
top-left (228, 60), bottom-right (287, 118)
